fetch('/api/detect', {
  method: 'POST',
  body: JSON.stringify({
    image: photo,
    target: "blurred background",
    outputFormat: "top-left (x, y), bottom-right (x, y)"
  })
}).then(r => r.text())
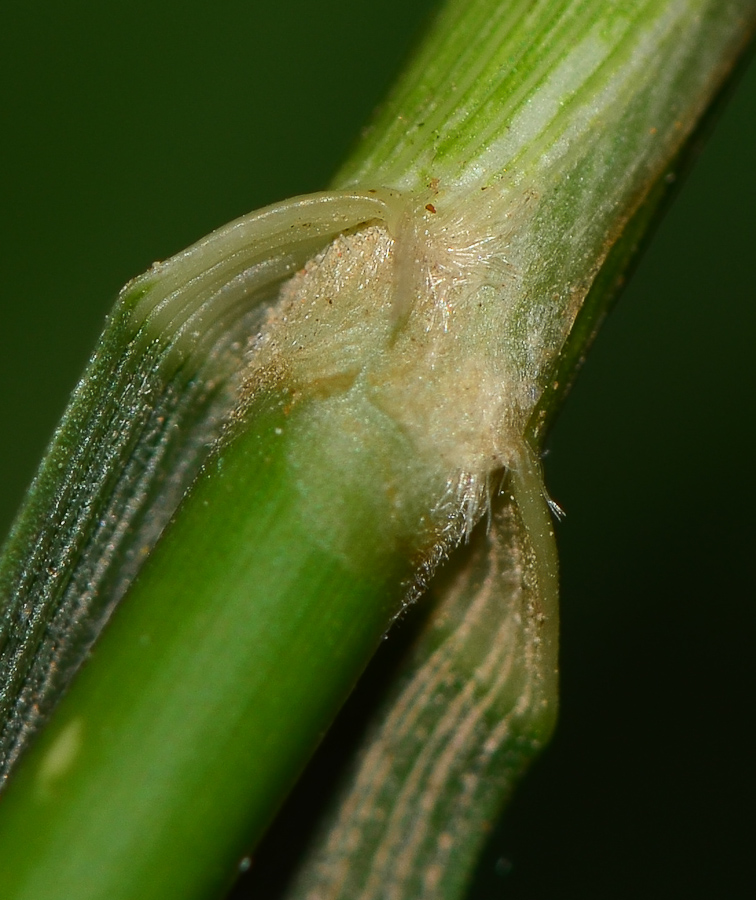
top-left (2, 2), bottom-right (754, 898)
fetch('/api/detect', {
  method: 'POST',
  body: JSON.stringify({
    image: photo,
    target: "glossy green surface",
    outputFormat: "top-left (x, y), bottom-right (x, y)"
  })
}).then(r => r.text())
top-left (0, 397), bottom-right (421, 899)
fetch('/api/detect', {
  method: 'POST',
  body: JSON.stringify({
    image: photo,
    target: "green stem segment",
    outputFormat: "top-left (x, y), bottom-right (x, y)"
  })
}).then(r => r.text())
top-left (0, 396), bottom-right (434, 900)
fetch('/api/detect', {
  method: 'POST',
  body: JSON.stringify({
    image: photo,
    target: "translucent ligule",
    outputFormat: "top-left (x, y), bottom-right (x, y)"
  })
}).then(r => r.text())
top-left (127, 189), bottom-right (403, 371)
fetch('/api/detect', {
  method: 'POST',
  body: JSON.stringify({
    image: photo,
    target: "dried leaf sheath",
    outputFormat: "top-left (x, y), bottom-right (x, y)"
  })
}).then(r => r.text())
top-left (288, 453), bottom-right (558, 900)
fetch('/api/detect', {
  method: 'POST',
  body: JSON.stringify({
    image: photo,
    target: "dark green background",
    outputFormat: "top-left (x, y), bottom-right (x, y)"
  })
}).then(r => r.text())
top-left (2, 2), bottom-right (754, 898)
